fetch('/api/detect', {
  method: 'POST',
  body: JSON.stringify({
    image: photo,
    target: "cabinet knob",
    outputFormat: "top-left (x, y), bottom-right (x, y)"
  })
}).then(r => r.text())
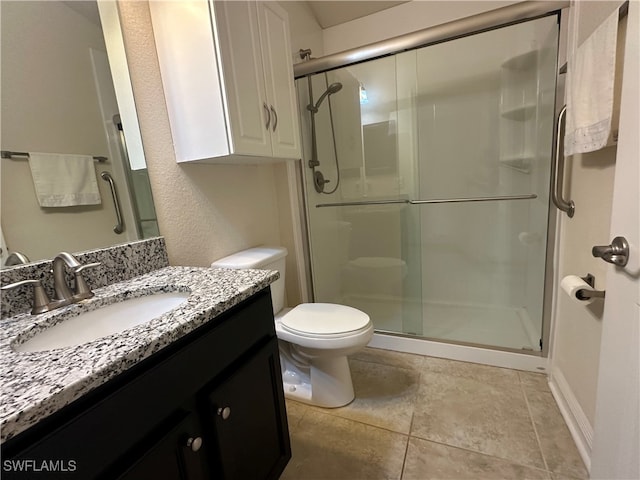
top-left (186, 436), bottom-right (203, 452)
top-left (217, 406), bottom-right (231, 420)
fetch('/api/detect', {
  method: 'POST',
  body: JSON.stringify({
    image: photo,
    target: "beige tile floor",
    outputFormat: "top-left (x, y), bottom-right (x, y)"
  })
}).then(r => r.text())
top-left (281, 347), bottom-right (588, 480)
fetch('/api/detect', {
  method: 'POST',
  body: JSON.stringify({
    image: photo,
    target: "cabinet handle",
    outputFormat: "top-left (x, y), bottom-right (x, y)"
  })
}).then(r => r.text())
top-left (186, 436), bottom-right (203, 452)
top-left (270, 105), bottom-right (277, 132)
top-left (263, 103), bottom-right (271, 130)
top-left (217, 406), bottom-right (231, 420)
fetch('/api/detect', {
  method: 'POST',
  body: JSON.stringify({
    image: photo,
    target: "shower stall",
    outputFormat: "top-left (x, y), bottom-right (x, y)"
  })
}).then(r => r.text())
top-left (295, 3), bottom-right (563, 360)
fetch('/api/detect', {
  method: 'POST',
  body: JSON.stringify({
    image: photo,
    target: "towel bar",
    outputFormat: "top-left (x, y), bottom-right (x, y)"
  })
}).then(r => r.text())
top-left (1, 150), bottom-right (108, 163)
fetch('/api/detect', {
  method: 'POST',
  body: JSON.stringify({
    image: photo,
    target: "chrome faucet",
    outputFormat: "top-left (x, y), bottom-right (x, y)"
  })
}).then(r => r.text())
top-left (2, 253), bottom-right (101, 315)
top-left (52, 252), bottom-right (101, 303)
top-left (52, 252), bottom-right (82, 303)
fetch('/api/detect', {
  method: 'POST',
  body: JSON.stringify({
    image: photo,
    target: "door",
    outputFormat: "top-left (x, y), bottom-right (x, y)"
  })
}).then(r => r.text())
top-left (590, 2), bottom-right (639, 478)
top-left (116, 411), bottom-right (208, 480)
top-left (211, 1), bottom-right (272, 157)
top-left (257, 2), bottom-right (301, 159)
top-left (206, 339), bottom-right (291, 480)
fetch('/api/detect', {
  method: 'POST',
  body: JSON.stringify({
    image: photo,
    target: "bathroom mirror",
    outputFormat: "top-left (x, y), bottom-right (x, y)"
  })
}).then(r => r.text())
top-left (0, 1), bottom-right (159, 269)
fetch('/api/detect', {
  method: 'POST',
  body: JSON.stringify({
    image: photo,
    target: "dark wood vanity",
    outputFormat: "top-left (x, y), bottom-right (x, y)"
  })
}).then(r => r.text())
top-left (1, 289), bottom-right (291, 479)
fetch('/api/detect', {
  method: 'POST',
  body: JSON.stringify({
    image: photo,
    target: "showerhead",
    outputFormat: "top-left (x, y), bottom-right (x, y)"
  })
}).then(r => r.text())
top-left (307, 82), bottom-right (343, 113)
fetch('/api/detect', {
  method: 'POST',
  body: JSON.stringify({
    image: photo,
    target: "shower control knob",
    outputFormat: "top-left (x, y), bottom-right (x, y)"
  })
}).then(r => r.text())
top-left (186, 436), bottom-right (203, 452)
top-left (217, 406), bottom-right (231, 420)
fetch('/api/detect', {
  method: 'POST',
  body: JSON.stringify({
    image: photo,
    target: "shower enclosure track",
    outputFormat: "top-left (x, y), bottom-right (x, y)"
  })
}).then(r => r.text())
top-left (294, 1), bottom-right (569, 78)
top-left (315, 193), bottom-right (537, 208)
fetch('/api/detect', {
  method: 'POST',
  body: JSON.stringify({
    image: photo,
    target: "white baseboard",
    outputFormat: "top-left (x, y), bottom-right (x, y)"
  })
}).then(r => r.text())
top-left (549, 366), bottom-right (593, 472)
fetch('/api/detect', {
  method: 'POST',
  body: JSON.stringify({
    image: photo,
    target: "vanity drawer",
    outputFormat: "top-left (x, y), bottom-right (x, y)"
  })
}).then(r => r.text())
top-left (2, 288), bottom-right (275, 479)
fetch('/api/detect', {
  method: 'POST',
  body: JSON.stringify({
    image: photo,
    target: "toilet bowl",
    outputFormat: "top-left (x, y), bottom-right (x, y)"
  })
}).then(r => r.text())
top-left (212, 247), bottom-right (373, 408)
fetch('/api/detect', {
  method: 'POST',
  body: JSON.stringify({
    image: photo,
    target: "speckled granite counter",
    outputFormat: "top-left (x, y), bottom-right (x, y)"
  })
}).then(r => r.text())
top-left (0, 265), bottom-right (278, 443)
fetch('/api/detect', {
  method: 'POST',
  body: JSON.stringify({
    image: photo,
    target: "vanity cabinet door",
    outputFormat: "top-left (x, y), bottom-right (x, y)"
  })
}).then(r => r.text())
top-left (205, 338), bottom-right (290, 480)
top-left (116, 410), bottom-right (208, 480)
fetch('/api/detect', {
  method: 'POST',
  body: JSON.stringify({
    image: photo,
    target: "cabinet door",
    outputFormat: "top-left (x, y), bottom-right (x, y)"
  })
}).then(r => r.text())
top-left (206, 339), bottom-right (290, 480)
top-left (212, 1), bottom-right (273, 157)
top-left (149, 0), bottom-right (231, 162)
top-left (115, 411), bottom-right (208, 480)
top-left (257, 2), bottom-right (302, 159)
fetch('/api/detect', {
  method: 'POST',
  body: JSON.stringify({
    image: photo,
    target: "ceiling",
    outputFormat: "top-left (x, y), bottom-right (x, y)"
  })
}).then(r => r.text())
top-left (62, 1), bottom-right (409, 31)
top-left (306, 1), bottom-right (409, 28)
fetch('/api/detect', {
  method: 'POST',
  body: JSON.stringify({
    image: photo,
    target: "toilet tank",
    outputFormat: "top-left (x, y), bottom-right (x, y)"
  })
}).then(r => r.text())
top-left (211, 247), bottom-right (288, 315)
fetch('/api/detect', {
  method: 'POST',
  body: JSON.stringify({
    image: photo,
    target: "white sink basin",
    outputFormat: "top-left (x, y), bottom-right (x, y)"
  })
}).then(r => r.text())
top-left (14, 291), bottom-right (191, 353)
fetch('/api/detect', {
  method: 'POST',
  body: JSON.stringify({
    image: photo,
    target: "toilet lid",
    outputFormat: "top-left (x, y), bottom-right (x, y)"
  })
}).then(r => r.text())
top-left (280, 303), bottom-right (370, 335)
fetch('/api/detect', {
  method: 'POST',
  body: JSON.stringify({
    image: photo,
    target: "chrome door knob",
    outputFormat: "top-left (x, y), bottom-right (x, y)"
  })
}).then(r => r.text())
top-left (186, 436), bottom-right (203, 452)
top-left (217, 406), bottom-right (231, 420)
top-left (592, 236), bottom-right (629, 266)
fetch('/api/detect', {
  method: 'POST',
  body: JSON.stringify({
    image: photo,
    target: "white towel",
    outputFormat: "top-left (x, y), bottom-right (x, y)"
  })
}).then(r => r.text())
top-left (28, 153), bottom-right (102, 207)
top-left (564, 9), bottom-right (619, 156)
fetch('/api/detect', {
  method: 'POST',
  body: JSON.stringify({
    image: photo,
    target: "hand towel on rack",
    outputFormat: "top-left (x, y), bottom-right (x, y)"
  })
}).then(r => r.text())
top-left (564, 9), bottom-right (619, 156)
top-left (28, 153), bottom-right (102, 207)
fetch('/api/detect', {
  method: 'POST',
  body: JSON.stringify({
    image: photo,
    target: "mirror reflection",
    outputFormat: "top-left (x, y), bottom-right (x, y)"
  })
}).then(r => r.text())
top-left (0, 0), bottom-right (159, 269)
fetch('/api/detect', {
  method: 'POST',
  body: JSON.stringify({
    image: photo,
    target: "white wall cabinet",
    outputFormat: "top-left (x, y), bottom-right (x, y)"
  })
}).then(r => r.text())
top-left (149, 1), bottom-right (301, 163)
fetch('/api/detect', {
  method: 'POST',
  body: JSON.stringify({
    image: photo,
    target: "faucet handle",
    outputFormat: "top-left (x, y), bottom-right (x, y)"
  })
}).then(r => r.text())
top-left (1, 279), bottom-right (52, 315)
top-left (72, 262), bottom-right (101, 300)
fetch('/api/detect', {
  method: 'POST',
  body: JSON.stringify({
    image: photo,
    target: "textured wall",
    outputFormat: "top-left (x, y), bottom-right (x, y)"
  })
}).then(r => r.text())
top-left (117, 1), bottom-right (283, 269)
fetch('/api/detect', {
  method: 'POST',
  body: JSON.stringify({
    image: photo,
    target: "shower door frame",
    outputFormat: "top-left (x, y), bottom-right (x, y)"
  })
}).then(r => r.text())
top-left (292, 1), bottom-right (571, 362)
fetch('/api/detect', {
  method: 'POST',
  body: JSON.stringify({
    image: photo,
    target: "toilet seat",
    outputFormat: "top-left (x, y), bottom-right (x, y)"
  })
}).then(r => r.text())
top-left (280, 303), bottom-right (371, 338)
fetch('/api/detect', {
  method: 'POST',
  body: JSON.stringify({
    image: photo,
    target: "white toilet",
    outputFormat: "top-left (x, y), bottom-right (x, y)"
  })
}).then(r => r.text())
top-left (212, 246), bottom-right (373, 408)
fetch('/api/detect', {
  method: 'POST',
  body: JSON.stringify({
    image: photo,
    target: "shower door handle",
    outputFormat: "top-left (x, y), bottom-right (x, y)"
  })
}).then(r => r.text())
top-left (551, 105), bottom-right (575, 218)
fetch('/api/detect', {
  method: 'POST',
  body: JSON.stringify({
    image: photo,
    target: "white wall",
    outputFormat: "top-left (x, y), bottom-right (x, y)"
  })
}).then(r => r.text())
top-left (117, 1), bottom-right (323, 307)
top-left (549, 0), bottom-right (624, 468)
top-left (118, 1), bottom-right (281, 267)
top-left (322, 0), bottom-right (519, 55)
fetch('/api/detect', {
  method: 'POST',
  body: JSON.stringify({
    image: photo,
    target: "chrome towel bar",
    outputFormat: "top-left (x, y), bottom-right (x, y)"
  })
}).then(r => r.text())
top-left (316, 193), bottom-right (537, 208)
top-left (1, 150), bottom-right (108, 162)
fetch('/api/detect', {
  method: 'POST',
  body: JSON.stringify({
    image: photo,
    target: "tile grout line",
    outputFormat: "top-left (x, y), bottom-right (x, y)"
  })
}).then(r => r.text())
top-left (519, 372), bottom-right (551, 474)
top-left (290, 400), bottom-right (414, 437)
top-left (408, 432), bottom-right (553, 476)
top-left (400, 412), bottom-right (415, 480)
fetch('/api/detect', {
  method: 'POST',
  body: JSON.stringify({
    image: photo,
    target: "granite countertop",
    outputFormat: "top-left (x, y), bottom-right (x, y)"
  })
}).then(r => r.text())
top-left (0, 265), bottom-right (278, 444)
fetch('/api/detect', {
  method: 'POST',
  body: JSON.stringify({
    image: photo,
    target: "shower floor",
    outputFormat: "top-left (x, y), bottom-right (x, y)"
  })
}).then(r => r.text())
top-left (343, 295), bottom-right (539, 352)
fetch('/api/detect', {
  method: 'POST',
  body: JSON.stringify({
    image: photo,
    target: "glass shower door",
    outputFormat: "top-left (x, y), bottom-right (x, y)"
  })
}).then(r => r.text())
top-left (297, 55), bottom-right (424, 336)
top-left (409, 15), bottom-right (558, 351)
top-left (298, 13), bottom-right (559, 352)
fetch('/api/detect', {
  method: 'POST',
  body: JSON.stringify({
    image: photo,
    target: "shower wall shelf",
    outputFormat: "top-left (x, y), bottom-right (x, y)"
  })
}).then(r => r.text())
top-left (499, 48), bottom-right (538, 178)
top-left (499, 156), bottom-right (534, 174)
top-left (500, 104), bottom-right (537, 121)
top-left (500, 50), bottom-right (537, 70)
